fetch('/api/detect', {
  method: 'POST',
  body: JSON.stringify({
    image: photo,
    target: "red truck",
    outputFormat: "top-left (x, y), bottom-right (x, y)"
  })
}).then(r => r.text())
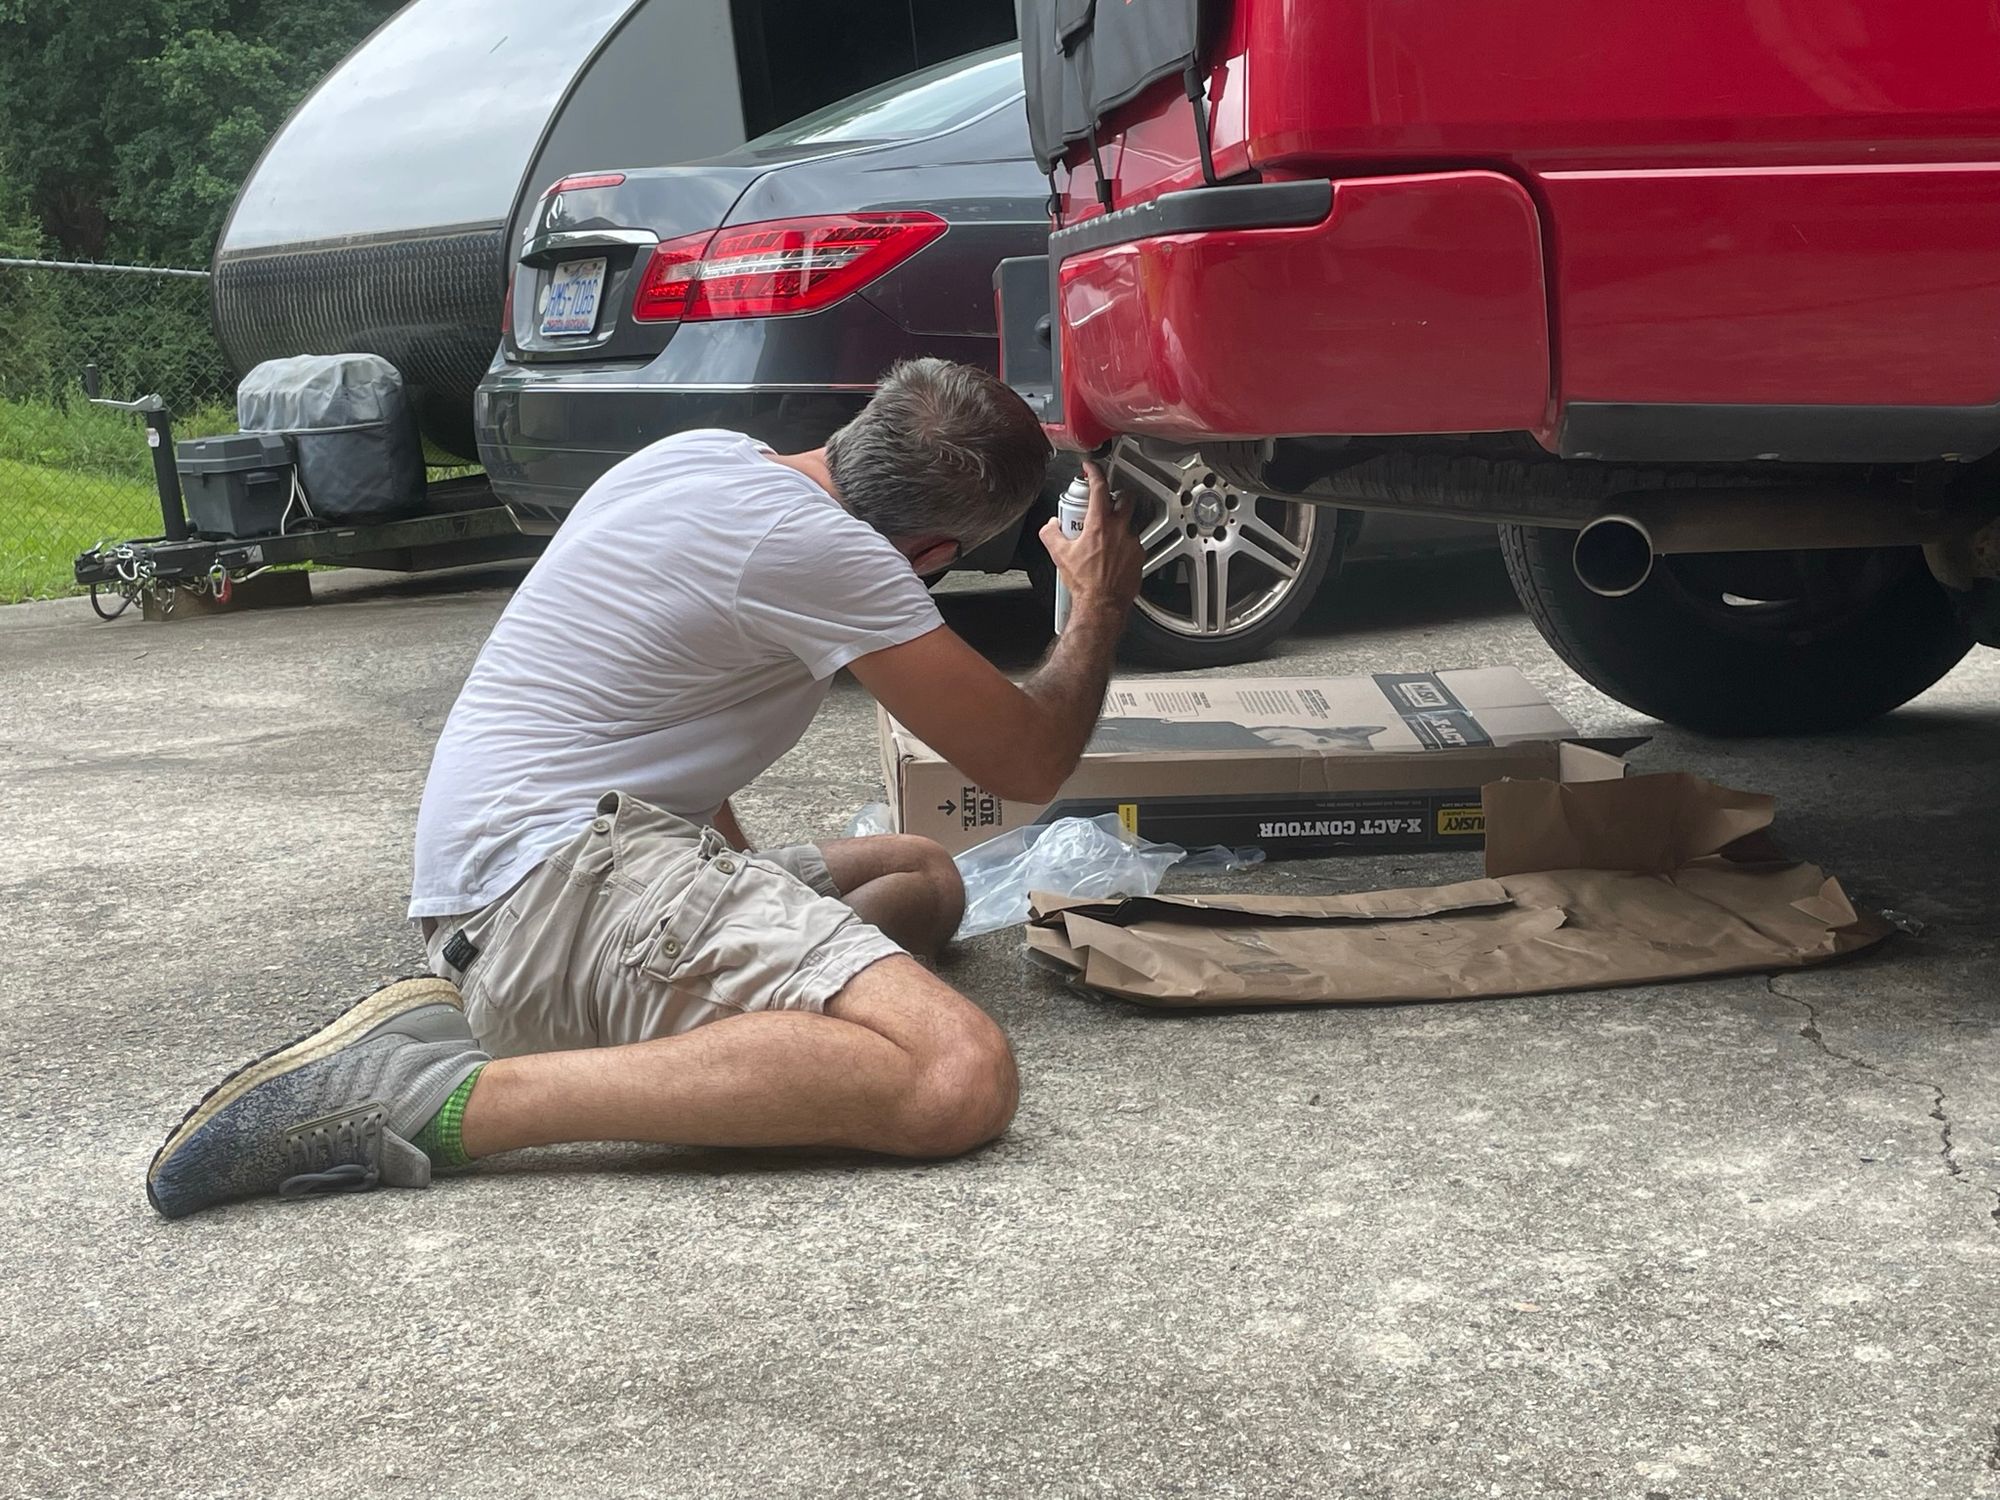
top-left (998, 0), bottom-right (2000, 733)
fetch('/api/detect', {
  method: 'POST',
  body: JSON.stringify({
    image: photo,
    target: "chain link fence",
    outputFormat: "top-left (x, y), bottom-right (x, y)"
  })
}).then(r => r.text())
top-left (0, 258), bottom-right (237, 602)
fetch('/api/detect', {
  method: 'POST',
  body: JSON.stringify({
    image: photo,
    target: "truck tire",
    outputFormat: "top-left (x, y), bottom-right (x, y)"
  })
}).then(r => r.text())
top-left (1025, 441), bottom-right (1351, 670)
top-left (1499, 524), bottom-right (1974, 734)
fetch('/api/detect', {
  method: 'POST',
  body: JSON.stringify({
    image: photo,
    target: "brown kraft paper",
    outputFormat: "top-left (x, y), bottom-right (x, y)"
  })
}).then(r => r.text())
top-left (1025, 772), bottom-right (1892, 1007)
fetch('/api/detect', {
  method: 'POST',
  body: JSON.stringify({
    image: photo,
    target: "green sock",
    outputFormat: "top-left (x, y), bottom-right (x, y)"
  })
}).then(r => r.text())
top-left (412, 1066), bottom-right (484, 1171)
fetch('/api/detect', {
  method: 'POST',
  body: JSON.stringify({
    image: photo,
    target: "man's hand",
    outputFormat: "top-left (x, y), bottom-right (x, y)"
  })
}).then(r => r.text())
top-left (850, 460), bottom-right (1143, 804)
top-left (1038, 460), bottom-right (1142, 620)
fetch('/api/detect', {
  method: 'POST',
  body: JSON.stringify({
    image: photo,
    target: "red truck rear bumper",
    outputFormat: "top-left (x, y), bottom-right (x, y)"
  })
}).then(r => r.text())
top-left (1045, 172), bottom-right (1552, 453)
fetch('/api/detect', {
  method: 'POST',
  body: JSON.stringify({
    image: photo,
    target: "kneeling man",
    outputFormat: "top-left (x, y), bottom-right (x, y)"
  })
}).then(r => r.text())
top-left (148, 359), bottom-right (1141, 1217)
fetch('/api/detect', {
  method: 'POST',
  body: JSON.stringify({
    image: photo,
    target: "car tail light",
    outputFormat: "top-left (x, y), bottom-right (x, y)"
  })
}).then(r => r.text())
top-left (631, 230), bottom-right (714, 322)
top-left (690, 214), bottom-right (947, 318)
top-left (502, 271), bottom-right (514, 336)
top-left (543, 172), bottom-right (626, 196)
top-left (630, 212), bottom-right (947, 323)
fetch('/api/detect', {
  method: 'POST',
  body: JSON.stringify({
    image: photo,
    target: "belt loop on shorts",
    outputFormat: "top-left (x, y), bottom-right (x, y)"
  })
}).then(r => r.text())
top-left (590, 791), bottom-right (620, 840)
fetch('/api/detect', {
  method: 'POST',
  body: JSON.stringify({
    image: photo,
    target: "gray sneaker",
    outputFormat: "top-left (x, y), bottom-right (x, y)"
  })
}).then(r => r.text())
top-left (147, 977), bottom-right (489, 1220)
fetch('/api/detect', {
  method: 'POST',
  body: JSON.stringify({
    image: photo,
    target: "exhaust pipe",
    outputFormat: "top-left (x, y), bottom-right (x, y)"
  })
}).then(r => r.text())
top-left (1572, 514), bottom-right (1657, 597)
top-left (1570, 487), bottom-right (1992, 598)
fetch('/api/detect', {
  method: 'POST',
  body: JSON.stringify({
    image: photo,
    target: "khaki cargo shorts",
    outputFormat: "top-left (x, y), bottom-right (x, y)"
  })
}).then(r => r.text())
top-left (424, 791), bottom-right (903, 1058)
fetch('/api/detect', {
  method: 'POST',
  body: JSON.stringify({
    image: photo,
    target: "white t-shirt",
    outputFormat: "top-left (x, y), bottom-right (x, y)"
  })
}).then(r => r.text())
top-left (408, 429), bottom-right (943, 918)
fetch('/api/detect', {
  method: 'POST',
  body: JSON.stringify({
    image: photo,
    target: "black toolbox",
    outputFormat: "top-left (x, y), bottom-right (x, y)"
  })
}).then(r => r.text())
top-left (174, 432), bottom-right (296, 538)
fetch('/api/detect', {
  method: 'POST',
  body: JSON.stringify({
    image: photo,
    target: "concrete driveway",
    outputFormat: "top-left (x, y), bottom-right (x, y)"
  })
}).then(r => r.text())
top-left (3, 554), bottom-right (1996, 1499)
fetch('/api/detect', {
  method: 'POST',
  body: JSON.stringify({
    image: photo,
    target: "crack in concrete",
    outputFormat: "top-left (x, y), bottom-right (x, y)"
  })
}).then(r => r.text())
top-left (1932, 1087), bottom-right (1966, 1180)
top-left (1773, 978), bottom-right (1882, 1077)
top-left (1767, 976), bottom-right (2000, 1235)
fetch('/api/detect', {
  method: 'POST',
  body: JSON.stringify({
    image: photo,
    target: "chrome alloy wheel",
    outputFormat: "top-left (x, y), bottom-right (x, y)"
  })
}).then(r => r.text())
top-left (1111, 441), bottom-right (1319, 639)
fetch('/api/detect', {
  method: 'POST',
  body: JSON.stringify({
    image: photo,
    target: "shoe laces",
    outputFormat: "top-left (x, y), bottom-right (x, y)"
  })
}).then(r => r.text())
top-left (279, 1105), bottom-right (384, 1199)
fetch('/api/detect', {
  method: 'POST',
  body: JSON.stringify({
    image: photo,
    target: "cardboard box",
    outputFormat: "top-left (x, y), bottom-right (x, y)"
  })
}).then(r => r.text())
top-left (882, 668), bottom-right (1634, 857)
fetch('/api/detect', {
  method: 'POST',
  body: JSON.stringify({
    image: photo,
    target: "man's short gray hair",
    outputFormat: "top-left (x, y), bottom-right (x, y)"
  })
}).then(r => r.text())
top-left (826, 358), bottom-right (1052, 549)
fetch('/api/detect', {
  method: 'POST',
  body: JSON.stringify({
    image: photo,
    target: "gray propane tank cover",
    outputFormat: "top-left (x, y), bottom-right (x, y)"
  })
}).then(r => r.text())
top-left (235, 354), bottom-right (426, 524)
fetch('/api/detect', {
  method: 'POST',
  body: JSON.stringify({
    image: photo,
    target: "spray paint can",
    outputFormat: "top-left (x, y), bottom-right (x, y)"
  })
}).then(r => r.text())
top-left (1052, 471), bottom-right (1091, 633)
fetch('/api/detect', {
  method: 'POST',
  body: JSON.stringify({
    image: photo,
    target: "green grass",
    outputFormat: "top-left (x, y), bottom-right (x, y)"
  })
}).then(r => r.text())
top-left (0, 396), bottom-right (241, 600)
top-left (0, 396), bottom-right (480, 603)
top-left (0, 457), bottom-right (167, 602)
top-left (0, 396), bottom-right (237, 481)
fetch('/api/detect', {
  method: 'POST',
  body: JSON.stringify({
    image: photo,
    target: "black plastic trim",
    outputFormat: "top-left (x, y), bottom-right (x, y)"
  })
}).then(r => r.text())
top-left (994, 254), bottom-right (1060, 425)
top-left (1561, 402), bottom-right (2000, 465)
top-left (1048, 180), bottom-right (1331, 263)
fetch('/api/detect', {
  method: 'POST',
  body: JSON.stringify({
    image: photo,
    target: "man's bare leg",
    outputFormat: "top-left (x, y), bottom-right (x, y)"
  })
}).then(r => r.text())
top-left (713, 804), bottom-right (959, 958)
top-left (816, 834), bottom-right (964, 957)
top-left (456, 955), bottom-right (1013, 1160)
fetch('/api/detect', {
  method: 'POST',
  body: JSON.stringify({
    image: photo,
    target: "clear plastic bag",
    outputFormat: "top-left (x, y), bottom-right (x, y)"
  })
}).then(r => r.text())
top-left (952, 814), bottom-right (1263, 939)
top-left (1175, 842), bottom-right (1267, 876)
top-left (843, 801), bottom-right (893, 839)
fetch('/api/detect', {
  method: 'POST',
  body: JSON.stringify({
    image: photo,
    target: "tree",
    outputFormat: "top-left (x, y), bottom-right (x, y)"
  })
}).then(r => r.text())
top-left (0, 0), bottom-right (400, 265)
top-left (0, 157), bottom-right (42, 258)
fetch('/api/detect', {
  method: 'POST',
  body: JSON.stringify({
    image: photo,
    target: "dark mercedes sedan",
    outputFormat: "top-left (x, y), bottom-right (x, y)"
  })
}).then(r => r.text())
top-left (475, 46), bottom-right (1482, 668)
top-left (477, 50), bottom-right (1038, 513)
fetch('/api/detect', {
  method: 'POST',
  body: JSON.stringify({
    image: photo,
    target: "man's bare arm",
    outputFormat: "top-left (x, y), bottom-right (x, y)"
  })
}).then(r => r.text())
top-left (848, 463), bottom-right (1141, 802)
top-left (850, 612), bottom-right (1116, 802)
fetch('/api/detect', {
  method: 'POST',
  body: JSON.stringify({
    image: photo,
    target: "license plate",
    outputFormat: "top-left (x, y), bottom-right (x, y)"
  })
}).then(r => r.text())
top-left (539, 257), bottom-right (607, 336)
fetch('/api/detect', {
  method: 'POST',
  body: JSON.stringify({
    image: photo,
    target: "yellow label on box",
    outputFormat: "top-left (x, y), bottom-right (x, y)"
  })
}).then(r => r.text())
top-left (1117, 802), bottom-right (1140, 835)
top-left (1438, 806), bottom-right (1484, 837)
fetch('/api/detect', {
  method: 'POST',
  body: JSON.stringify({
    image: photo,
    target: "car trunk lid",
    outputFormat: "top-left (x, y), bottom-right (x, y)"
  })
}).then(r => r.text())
top-left (506, 164), bottom-right (764, 363)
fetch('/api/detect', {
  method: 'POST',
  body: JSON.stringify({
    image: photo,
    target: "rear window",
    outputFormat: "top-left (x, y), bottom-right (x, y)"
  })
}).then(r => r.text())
top-left (748, 46), bottom-right (1023, 148)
